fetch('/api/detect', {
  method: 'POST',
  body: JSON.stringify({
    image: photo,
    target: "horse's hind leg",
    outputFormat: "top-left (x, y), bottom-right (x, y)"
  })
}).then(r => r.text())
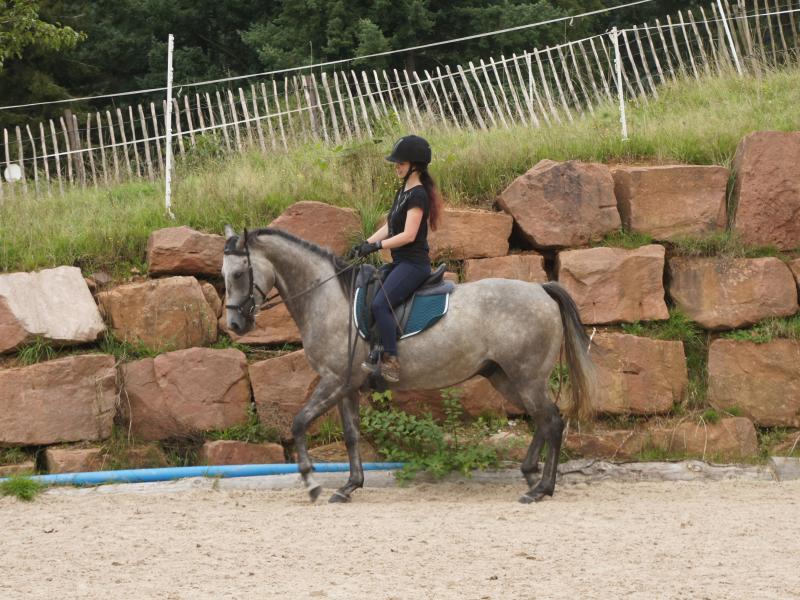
top-left (490, 370), bottom-right (563, 503)
top-left (329, 391), bottom-right (364, 504)
top-left (520, 388), bottom-right (564, 504)
top-left (291, 376), bottom-right (348, 502)
top-left (487, 370), bottom-right (543, 481)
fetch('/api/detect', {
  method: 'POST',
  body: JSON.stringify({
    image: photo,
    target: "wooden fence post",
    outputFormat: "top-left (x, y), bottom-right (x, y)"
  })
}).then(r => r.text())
top-left (456, 64), bottom-right (487, 130)
top-left (545, 47), bottom-right (573, 122)
top-left (149, 102), bottom-right (164, 173)
top-left (260, 82), bottom-right (279, 149)
top-left (444, 65), bottom-right (470, 128)
top-left (38, 122), bottom-right (51, 191)
top-left (58, 116), bottom-right (74, 185)
top-left (334, 71), bottom-right (355, 139)
top-left (15, 126), bottom-right (28, 194)
top-left (24, 124), bottom-right (39, 195)
top-left (136, 104), bottom-right (155, 181)
top-left (533, 49), bottom-right (560, 123)
top-left (49, 119), bottom-right (64, 194)
top-left (321, 73), bottom-right (342, 144)
top-left (83, 115), bottom-right (97, 186)
top-left (271, 80), bottom-right (289, 148)
top-left (183, 95), bottom-right (196, 147)
top-left (372, 70), bottom-right (389, 116)
top-left (511, 53), bottom-right (541, 126)
top-left (351, 70), bottom-right (373, 136)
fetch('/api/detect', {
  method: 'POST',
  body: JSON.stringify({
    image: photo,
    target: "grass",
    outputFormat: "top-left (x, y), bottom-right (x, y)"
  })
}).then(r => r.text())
top-left (96, 331), bottom-right (161, 361)
top-left (595, 229), bottom-right (654, 249)
top-left (1, 66), bottom-right (799, 275)
top-left (0, 475), bottom-right (45, 501)
top-left (0, 447), bottom-right (28, 464)
top-left (17, 337), bottom-right (57, 365)
top-left (669, 231), bottom-right (781, 259)
top-left (308, 416), bottom-right (344, 446)
top-left (722, 315), bottom-right (800, 344)
top-left (206, 405), bottom-right (281, 445)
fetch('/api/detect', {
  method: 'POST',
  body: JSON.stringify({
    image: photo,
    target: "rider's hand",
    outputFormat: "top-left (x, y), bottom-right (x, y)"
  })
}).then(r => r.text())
top-left (355, 240), bottom-right (381, 257)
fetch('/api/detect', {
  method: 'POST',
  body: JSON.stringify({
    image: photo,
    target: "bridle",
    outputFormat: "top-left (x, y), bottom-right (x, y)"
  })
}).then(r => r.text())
top-left (224, 229), bottom-right (270, 320)
top-left (224, 229), bottom-right (362, 322)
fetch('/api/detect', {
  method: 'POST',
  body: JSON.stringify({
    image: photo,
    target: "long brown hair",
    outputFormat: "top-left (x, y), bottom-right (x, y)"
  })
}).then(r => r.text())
top-left (412, 162), bottom-right (443, 231)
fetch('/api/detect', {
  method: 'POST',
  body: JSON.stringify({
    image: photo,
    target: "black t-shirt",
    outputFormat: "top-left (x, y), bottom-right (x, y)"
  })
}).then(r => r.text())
top-left (387, 185), bottom-right (430, 265)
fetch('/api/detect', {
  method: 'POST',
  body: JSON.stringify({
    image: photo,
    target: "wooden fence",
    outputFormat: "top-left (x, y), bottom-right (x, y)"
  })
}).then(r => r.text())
top-left (1, 0), bottom-right (798, 199)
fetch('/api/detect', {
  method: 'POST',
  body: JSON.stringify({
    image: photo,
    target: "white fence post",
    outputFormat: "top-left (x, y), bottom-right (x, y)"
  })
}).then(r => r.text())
top-left (717, 0), bottom-right (743, 74)
top-left (611, 28), bottom-right (628, 141)
top-left (164, 33), bottom-right (175, 219)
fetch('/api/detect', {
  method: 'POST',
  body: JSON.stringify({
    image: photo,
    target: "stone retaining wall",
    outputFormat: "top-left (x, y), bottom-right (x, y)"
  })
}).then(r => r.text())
top-left (1, 131), bottom-right (799, 473)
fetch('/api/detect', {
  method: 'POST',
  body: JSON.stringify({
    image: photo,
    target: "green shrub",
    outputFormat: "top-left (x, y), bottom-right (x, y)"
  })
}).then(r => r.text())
top-left (0, 475), bottom-right (45, 501)
top-left (360, 389), bottom-right (499, 481)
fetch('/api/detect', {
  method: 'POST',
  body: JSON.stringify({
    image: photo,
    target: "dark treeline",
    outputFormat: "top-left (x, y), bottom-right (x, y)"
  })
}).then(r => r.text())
top-left (0, 0), bottom-right (703, 128)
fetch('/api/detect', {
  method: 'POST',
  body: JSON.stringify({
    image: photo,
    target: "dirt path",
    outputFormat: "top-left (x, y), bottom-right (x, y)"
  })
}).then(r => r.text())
top-left (1, 479), bottom-right (799, 600)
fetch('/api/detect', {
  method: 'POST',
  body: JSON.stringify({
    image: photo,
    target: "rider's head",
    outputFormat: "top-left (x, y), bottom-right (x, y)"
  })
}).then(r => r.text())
top-left (385, 135), bottom-right (431, 180)
top-left (385, 135), bottom-right (443, 231)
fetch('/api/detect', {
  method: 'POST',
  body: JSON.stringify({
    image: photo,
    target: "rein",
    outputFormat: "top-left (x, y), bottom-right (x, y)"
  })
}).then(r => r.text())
top-left (224, 230), bottom-right (361, 316)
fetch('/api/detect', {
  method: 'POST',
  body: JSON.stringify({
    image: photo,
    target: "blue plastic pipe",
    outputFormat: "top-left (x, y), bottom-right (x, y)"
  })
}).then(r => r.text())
top-left (0, 462), bottom-right (405, 487)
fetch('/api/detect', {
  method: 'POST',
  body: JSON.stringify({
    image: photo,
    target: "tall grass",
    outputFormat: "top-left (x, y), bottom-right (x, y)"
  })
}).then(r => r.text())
top-left (1, 66), bottom-right (799, 275)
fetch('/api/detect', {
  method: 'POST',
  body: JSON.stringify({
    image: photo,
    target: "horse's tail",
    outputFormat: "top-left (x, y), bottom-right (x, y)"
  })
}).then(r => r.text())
top-left (541, 282), bottom-right (596, 421)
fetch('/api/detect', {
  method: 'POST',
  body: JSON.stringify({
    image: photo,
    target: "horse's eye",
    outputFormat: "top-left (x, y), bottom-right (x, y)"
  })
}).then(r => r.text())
top-left (233, 271), bottom-right (244, 280)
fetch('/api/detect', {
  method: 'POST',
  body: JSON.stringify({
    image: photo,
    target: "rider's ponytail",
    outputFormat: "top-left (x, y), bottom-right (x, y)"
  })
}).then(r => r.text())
top-left (412, 163), bottom-right (443, 231)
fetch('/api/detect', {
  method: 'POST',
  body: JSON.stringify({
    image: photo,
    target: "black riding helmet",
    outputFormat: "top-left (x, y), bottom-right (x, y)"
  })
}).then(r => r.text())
top-left (385, 135), bottom-right (432, 166)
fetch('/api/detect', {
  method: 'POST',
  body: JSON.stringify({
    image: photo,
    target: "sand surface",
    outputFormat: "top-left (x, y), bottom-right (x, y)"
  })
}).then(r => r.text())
top-left (1, 479), bottom-right (799, 600)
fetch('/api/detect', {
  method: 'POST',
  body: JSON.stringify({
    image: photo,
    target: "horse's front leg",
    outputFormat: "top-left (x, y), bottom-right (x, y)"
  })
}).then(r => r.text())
top-left (329, 391), bottom-right (364, 503)
top-left (291, 376), bottom-right (348, 502)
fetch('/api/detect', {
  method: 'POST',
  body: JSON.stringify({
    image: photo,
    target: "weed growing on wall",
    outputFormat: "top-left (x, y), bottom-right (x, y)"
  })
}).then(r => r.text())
top-left (360, 389), bottom-right (499, 481)
top-left (669, 231), bottom-right (780, 259)
top-left (722, 315), bottom-right (800, 344)
top-left (0, 447), bottom-right (28, 464)
top-left (207, 406), bottom-right (281, 445)
top-left (96, 332), bottom-right (161, 361)
top-left (17, 337), bottom-right (57, 365)
top-left (307, 416), bottom-right (344, 447)
top-left (595, 230), bottom-right (654, 249)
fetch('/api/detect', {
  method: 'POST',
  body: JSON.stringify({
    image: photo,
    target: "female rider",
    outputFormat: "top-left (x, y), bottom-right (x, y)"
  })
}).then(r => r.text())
top-left (354, 135), bottom-right (443, 383)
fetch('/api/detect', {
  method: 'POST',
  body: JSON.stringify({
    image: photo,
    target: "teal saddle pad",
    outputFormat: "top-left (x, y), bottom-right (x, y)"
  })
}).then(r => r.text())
top-left (354, 287), bottom-right (450, 340)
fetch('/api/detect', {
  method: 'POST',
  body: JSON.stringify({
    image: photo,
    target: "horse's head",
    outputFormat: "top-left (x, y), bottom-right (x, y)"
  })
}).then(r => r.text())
top-left (222, 225), bottom-right (276, 335)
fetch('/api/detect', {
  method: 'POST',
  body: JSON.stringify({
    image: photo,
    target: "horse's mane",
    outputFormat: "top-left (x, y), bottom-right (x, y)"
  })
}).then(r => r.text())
top-left (250, 228), bottom-right (357, 294)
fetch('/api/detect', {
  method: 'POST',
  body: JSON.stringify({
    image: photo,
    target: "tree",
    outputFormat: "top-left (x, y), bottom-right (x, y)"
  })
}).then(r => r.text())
top-left (0, 0), bottom-right (83, 70)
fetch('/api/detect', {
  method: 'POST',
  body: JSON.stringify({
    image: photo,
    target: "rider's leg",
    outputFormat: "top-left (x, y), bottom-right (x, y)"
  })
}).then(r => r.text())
top-left (371, 261), bottom-right (431, 356)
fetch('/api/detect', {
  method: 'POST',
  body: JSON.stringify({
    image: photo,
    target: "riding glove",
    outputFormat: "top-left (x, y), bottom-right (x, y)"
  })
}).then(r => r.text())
top-left (356, 240), bottom-right (381, 257)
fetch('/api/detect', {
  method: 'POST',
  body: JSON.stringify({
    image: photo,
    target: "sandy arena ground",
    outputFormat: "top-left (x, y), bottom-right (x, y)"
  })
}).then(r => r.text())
top-left (1, 478), bottom-right (799, 600)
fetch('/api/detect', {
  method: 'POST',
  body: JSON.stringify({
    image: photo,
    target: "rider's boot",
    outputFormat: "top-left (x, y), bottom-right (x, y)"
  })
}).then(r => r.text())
top-left (380, 353), bottom-right (400, 383)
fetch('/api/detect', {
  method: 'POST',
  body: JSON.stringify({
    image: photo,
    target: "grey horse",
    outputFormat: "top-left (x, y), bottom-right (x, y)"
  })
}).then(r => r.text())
top-left (222, 225), bottom-right (596, 504)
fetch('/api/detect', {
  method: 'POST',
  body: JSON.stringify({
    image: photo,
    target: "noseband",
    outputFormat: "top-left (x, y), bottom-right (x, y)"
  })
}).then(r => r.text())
top-left (224, 230), bottom-right (269, 320)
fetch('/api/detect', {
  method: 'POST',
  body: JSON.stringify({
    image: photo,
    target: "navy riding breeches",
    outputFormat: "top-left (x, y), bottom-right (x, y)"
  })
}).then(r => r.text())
top-left (371, 260), bottom-right (431, 356)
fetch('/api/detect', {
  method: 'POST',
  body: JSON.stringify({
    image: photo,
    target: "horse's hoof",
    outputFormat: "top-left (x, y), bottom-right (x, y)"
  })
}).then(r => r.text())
top-left (328, 491), bottom-right (351, 504)
top-left (519, 490), bottom-right (549, 504)
top-left (308, 484), bottom-right (323, 503)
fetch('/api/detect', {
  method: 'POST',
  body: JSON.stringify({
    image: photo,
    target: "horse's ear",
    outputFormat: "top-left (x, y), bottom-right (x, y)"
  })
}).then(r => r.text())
top-left (236, 227), bottom-right (247, 251)
top-left (224, 224), bottom-right (236, 240)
